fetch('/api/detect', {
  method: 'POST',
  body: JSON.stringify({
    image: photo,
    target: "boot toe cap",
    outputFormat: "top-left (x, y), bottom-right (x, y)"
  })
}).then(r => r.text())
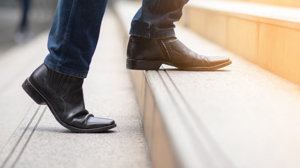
top-left (208, 56), bottom-right (230, 66)
top-left (87, 117), bottom-right (115, 128)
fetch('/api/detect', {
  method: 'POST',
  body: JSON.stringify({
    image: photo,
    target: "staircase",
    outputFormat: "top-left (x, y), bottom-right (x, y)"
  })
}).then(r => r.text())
top-left (114, 1), bottom-right (300, 168)
top-left (0, 9), bottom-right (151, 168)
top-left (182, 0), bottom-right (300, 85)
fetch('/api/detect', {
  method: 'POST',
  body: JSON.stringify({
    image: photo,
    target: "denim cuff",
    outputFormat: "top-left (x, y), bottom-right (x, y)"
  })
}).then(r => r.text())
top-left (129, 28), bottom-right (175, 39)
top-left (44, 59), bottom-right (87, 78)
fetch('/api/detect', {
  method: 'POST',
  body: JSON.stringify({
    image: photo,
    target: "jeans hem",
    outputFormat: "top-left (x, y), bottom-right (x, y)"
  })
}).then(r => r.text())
top-left (129, 28), bottom-right (175, 39)
top-left (44, 60), bottom-right (87, 78)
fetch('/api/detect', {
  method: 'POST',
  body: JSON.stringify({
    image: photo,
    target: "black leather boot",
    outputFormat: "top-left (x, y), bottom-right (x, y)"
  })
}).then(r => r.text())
top-left (127, 35), bottom-right (232, 70)
top-left (22, 64), bottom-right (116, 133)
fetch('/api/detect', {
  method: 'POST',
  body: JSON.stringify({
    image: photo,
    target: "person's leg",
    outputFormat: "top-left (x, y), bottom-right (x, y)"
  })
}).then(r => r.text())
top-left (20, 0), bottom-right (30, 32)
top-left (22, 0), bottom-right (116, 133)
top-left (127, 0), bottom-right (232, 70)
top-left (15, 0), bottom-right (31, 43)
top-left (45, 0), bottom-right (108, 78)
top-left (130, 0), bottom-right (188, 39)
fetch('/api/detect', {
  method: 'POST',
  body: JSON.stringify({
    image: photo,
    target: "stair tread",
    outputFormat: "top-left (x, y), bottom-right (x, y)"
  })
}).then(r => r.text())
top-left (0, 9), bottom-right (151, 168)
top-left (188, 0), bottom-right (300, 29)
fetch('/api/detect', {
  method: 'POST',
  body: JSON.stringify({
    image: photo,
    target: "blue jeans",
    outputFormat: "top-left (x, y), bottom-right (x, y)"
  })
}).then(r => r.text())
top-left (45, 0), bottom-right (188, 78)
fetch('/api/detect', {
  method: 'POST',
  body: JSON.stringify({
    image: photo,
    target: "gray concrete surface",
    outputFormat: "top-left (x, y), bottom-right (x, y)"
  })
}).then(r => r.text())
top-left (0, 8), bottom-right (151, 168)
top-left (0, 33), bottom-right (47, 152)
top-left (0, 5), bottom-right (54, 54)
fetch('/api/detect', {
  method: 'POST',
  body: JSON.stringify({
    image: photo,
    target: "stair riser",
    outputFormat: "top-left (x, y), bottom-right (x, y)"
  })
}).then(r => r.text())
top-left (242, 0), bottom-right (300, 8)
top-left (183, 5), bottom-right (300, 85)
top-left (129, 70), bottom-right (178, 168)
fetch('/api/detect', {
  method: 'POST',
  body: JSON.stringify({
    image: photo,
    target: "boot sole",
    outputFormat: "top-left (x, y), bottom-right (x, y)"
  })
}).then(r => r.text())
top-left (22, 78), bottom-right (117, 133)
top-left (126, 58), bottom-right (232, 71)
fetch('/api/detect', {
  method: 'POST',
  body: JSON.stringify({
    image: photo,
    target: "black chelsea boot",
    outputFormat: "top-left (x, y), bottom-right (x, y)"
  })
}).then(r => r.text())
top-left (22, 64), bottom-right (116, 133)
top-left (126, 35), bottom-right (232, 70)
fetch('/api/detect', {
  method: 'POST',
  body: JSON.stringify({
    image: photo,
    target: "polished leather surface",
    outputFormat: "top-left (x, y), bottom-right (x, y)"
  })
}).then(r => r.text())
top-left (127, 35), bottom-right (231, 69)
top-left (208, 56), bottom-right (230, 66)
top-left (27, 64), bottom-right (115, 132)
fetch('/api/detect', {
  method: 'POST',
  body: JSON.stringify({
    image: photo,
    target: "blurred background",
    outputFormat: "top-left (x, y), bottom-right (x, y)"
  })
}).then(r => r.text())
top-left (0, 0), bottom-right (58, 53)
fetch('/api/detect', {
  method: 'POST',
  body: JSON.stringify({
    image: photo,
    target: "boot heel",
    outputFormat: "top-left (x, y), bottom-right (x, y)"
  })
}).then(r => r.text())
top-left (126, 59), bottom-right (162, 70)
top-left (22, 78), bottom-right (46, 105)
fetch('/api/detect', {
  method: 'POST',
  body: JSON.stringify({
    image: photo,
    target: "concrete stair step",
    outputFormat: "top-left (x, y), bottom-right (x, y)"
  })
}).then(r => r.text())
top-left (182, 0), bottom-right (300, 86)
top-left (0, 33), bottom-right (47, 151)
top-left (220, 0), bottom-right (300, 8)
top-left (0, 9), bottom-right (151, 168)
top-left (114, 1), bottom-right (300, 168)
